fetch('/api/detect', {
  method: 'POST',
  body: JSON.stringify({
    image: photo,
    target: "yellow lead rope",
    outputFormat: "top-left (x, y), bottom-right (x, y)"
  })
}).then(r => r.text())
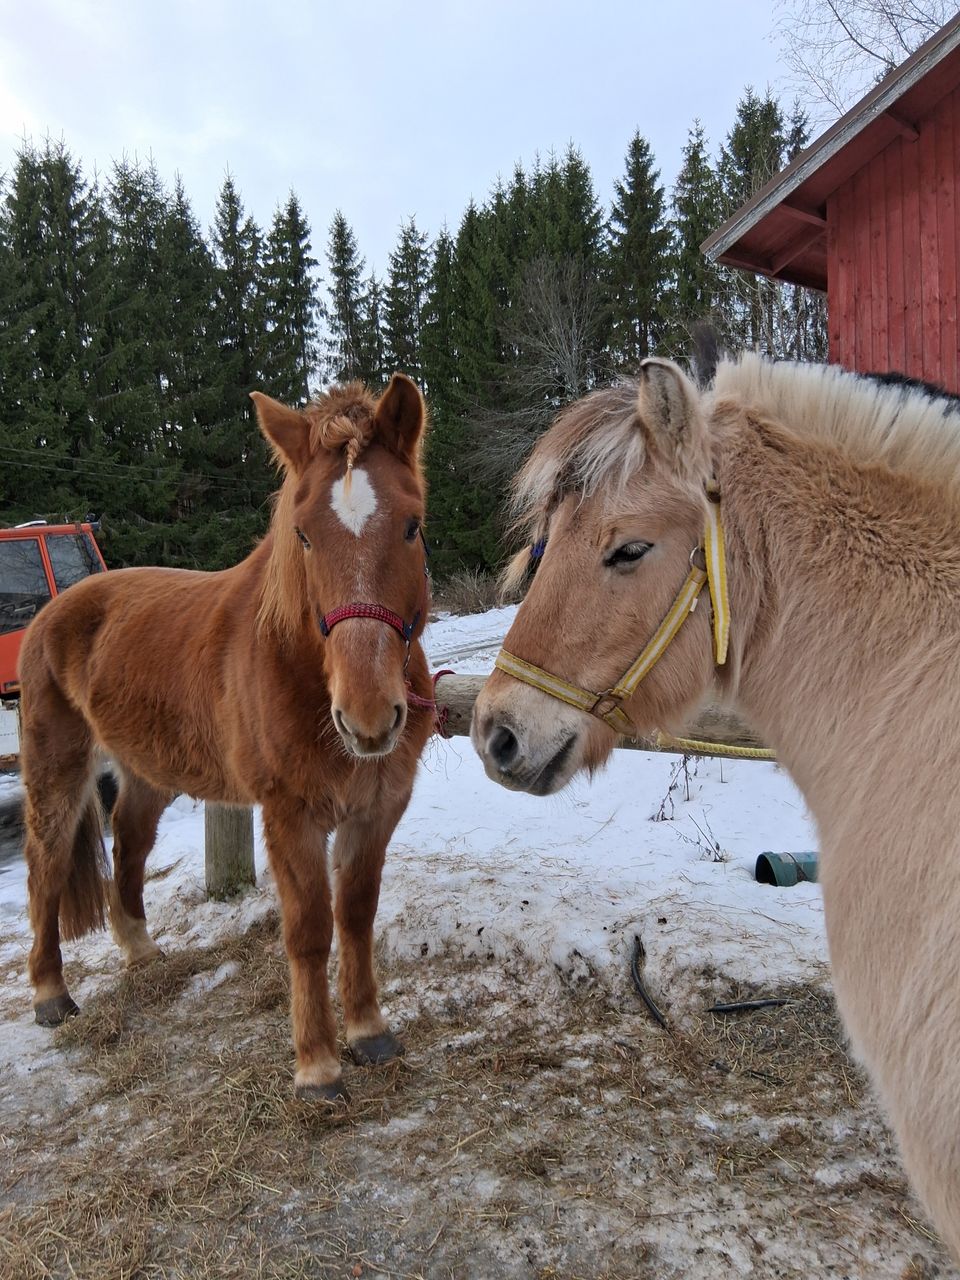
top-left (655, 732), bottom-right (774, 761)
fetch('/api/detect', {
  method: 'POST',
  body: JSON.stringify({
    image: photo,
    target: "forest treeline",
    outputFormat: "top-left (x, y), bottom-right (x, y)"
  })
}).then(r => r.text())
top-left (0, 89), bottom-right (826, 575)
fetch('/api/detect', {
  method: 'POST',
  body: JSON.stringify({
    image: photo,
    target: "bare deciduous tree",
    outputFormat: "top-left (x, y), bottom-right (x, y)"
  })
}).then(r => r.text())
top-left (777, 0), bottom-right (955, 120)
top-left (469, 256), bottom-right (605, 486)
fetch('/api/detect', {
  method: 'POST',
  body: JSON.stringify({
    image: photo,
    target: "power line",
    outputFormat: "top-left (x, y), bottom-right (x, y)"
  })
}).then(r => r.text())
top-left (0, 444), bottom-right (269, 493)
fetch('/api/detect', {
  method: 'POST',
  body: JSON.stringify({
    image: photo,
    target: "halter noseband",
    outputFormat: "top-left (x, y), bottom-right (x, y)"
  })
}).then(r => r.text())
top-left (318, 602), bottom-right (420, 642)
top-left (494, 483), bottom-right (730, 737)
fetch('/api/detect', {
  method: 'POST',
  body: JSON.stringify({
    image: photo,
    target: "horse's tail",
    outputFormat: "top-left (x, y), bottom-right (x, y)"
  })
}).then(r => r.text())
top-left (59, 790), bottom-right (109, 942)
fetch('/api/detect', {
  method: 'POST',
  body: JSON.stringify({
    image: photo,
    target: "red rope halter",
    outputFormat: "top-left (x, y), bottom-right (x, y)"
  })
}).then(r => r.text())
top-left (317, 601), bottom-right (419, 641)
top-left (405, 668), bottom-right (454, 737)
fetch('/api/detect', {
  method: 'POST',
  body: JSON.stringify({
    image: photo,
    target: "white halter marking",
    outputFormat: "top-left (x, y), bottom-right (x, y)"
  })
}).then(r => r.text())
top-left (331, 467), bottom-right (378, 536)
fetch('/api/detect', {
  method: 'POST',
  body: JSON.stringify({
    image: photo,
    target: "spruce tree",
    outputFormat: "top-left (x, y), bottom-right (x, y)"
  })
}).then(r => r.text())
top-left (421, 225), bottom-right (470, 575)
top-left (385, 217), bottom-right (430, 383)
top-left (606, 132), bottom-right (672, 368)
top-left (0, 141), bottom-right (107, 520)
top-left (359, 273), bottom-right (386, 386)
top-left (211, 173), bottom-right (263, 414)
top-left (91, 158), bottom-right (189, 562)
top-left (427, 202), bottom-right (503, 571)
top-left (325, 211), bottom-right (368, 383)
top-left (664, 121), bottom-right (724, 352)
top-left (261, 193), bottom-right (320, 404)
top-left (421, 226), bottom-right (458, 409)
top-left (717, 90), bottom-right (787, 353)
top-left (718, 88), bottom-right (787, 211)
top-left (96, 159), bottom-right (168, 455)
top-left (200, 174), bottom-right (271, 567)
top-left (158, 177), bottom-right (219, 444)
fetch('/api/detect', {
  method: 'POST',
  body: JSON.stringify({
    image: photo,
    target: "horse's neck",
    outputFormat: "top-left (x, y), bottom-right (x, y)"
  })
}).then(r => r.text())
top-left (716, 415), bottom-right (960, 799)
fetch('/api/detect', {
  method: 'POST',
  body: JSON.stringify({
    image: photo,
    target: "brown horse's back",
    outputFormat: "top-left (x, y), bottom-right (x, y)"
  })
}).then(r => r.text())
top-left (19, 559), bottom-right (261, 802)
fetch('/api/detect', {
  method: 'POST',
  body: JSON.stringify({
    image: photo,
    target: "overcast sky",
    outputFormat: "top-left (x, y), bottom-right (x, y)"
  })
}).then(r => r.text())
top-left (0, 0), bottom-right (797, 274)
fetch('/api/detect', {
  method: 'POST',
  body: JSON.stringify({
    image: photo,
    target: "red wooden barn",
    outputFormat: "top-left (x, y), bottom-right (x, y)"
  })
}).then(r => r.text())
top-left (702, 14), bottom-right (960, 394)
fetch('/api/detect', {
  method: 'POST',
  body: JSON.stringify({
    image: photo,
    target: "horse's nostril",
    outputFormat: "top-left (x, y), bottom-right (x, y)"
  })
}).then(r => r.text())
top-left (333, 708), bottom-right (350, 738)
top-left (489, 724), bottom-right (519, 771)
top-left (393, 703), bottom-right (404, 730)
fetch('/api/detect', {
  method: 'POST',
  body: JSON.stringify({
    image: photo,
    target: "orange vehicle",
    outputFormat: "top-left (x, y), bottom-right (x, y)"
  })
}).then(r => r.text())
top-left (0, 521), bottom-right (107, 697)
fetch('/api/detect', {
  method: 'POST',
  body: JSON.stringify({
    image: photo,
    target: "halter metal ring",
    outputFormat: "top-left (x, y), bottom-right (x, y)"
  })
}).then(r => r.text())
top-left (689, 545), bottom-right (707, 572)
top-left (589, 690), bottom-right (625, 720)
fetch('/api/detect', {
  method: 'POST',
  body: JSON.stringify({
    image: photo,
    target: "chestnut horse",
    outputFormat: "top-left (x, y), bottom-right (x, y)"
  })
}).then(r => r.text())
top-left (20, 374), bottom-right (434, 1103)
top-left (473, 356), bottom-right (960, 1256)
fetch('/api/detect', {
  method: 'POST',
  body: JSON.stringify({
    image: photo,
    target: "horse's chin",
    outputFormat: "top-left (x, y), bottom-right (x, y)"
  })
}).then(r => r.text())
top-left (340, 735), bottom-right (401, 760)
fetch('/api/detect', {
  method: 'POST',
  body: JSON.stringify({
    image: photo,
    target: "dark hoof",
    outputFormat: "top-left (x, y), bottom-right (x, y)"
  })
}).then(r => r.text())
top-left (34, 994), bottom-right (80, 1027)
top-left (349, 1031), bottom-right (405, 1066)
top-left (294, 1078), bottom-right (351, 1106)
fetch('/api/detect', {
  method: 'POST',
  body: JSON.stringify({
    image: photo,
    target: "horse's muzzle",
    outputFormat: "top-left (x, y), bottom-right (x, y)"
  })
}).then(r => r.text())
top-left (473, 713), bottom-right (579, 795)
top-left (333, 703), bottom-right (406, 757)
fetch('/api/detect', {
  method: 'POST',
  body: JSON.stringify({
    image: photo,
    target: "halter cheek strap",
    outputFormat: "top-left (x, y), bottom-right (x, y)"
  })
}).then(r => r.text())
top-left (494, 482), bottom-right (731, 736)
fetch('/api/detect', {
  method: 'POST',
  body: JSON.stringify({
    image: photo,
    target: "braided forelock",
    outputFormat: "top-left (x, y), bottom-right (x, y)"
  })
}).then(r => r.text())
top-left (306, 382), bottom-right (378, 491)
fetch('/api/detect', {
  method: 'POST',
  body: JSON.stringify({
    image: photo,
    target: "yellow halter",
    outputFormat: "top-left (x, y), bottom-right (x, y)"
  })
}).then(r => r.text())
top-left (494, 483), bottom-right (732, 739)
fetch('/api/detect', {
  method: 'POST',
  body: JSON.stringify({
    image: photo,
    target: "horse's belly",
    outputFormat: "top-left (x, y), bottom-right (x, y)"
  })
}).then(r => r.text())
top-left (82, 676), bottom-right (249, 805)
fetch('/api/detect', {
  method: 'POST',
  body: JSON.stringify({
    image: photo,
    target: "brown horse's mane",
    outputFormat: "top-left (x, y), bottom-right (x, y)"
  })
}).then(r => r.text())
top-left (257, 382), bottom-right (381, 640)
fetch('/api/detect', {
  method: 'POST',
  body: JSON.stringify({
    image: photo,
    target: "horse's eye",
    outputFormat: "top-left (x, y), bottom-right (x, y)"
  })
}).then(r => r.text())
top-left (605, 541), bottom-right (653, 568)
top-left (295, 527), bottom-right (311, 550)
top-left (404, 518), bottom-right (421, 543)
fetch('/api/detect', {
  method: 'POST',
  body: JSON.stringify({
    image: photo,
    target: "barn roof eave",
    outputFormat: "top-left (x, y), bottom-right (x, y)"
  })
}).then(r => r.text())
top-left (701, 13), bottom-right (960, 279)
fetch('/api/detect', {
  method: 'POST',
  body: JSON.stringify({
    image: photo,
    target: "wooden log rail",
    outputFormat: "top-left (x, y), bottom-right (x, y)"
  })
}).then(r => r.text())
top-left (203, 675), bottom-right (767, 896)
top-left (433, 674), bottom-right (765, 755)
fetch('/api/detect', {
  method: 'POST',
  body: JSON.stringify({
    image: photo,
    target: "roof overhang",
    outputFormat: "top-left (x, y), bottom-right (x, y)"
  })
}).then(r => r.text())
top-left (701, 14), bottom-right (960, 290)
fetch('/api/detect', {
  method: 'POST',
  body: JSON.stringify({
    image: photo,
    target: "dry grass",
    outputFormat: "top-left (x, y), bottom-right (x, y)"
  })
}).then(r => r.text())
top-left (430, 569), bottom-right (504, 616)
top-left (0, 915), bottom-right (954, 1280)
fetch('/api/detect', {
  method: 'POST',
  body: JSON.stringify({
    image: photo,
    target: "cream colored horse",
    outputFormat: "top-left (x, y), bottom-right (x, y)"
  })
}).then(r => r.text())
top-left (473, 355), bottom-right (960, 1256)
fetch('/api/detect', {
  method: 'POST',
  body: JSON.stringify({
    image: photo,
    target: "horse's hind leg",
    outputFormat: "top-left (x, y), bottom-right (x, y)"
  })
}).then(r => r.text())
top-left (332, 796), bottom-right (409, 1067)
top-left (107, 768), bottom-right (171, 967)
top-left (21, 687), bottom-right (105, 1026)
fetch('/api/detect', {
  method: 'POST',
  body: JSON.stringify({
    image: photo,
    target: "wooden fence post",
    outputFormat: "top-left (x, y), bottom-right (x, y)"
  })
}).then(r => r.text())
top-left (205, 803), bottom-right (256, 898)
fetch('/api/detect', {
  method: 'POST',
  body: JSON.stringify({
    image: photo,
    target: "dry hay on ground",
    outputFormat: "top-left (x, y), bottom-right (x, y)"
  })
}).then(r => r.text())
top-left (0, 912), bottom-right (954, 1280)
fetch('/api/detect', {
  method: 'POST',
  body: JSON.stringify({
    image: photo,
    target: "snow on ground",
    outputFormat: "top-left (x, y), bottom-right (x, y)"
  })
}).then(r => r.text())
top-left (0, 605), bottom-right (826, 1013)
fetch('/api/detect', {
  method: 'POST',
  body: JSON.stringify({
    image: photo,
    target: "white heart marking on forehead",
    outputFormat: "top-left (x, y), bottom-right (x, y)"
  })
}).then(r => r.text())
top-left (330, 467), bottom-right (378, 536)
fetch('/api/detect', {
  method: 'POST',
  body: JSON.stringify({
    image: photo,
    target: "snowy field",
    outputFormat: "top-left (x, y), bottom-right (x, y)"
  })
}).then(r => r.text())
top-left (0, 607), bottom-right (953, 1279)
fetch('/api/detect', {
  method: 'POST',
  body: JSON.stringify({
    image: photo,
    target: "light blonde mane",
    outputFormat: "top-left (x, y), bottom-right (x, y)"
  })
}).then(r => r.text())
top-left (501, 384), bottom-right (649, 594)
top-left (509, 384), bottom-right (649, 530)
top-left (712, 353), bottom-right (960, 498)
top-left (258, 383), bottom-right (380, 639)
top-left (512, 357), bottom-right (960, 542)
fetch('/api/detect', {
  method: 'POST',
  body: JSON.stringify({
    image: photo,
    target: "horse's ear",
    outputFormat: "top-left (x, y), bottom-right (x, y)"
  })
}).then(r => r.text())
top-left (250, 391), bottom-right (311, 473)
top-left (636, 358), bottom-right (705, 472)
top-left (374, 374), bottom-right (425, 461)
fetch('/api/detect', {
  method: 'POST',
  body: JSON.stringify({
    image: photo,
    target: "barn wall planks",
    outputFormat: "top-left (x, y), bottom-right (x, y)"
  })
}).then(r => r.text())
top-left (827, 87), bottom-right (960, 393)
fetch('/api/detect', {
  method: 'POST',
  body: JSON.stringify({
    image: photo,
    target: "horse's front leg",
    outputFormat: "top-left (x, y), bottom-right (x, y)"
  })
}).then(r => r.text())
top-left (261, 801), bottom-right (344, 1103)
top-left (332, 795), bottom-right (409, 1067)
